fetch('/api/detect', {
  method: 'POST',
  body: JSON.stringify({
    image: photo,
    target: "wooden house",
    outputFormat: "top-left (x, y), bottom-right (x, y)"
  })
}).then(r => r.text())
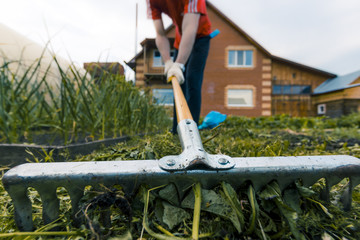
top-left (126, 1), bottom-right (336, 117)
top-left (313, 70), bottom-right (360, 117)
top-left (83, 62), bottom-right (124, 78)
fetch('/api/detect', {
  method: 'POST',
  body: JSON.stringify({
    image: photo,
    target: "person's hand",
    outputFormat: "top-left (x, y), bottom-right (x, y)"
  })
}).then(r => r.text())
top-left (164, 59), bottom-right (173, 75)
top-left (167, 62), bottom-right (185, 84)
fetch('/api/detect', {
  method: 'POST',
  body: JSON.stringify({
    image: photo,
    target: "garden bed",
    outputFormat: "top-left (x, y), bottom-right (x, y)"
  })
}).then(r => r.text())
top-left (0, 58), bottom-right (171, 167)
top-left (0, 135), bottom-right (130, 167)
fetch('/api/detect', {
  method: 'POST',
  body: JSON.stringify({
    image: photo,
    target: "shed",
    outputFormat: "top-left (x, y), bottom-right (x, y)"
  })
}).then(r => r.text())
top-left (313, 70), bottom-right (360, 117)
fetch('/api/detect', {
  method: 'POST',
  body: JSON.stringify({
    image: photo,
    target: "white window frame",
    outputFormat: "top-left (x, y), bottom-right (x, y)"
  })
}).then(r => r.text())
top-left (228, 50), bottom-right (253, 67)
top-left (317, 104), bottom-right (326, 115)
top-left (225, 46), bottom-right (255, 69)
top-left (225, 85), bottom-right (256, 108)
top-left (153, 50), bottom-right (175, 67)
top-left (152, 88), bottom-right (174, 106)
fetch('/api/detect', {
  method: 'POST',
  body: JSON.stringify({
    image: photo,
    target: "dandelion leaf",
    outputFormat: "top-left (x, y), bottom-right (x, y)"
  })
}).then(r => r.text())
top-left (158, 183), bottom-right (180, 206)
top-left (260, 181), bottom-right (306, 240)
top-left (295, 181), bottom-right (316, 198)
top-left (283, 188), bottom-right (302, 213)
top-left (162, 201), bottom-right (190, 230)
top-left (181, 188), bottom-right (241, 233)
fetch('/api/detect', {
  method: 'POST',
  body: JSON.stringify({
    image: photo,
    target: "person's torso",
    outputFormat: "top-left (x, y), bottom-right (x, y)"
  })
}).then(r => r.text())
top-left (149, 0), bottom-right (211, 48)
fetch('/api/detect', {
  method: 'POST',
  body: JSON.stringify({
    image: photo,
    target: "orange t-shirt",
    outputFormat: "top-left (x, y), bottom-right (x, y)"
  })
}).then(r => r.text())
top-left (147, 0), bottom-right (211, 49)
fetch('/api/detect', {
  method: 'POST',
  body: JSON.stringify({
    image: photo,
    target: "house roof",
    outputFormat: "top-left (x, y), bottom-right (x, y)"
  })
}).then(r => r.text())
top-left (271, 55), bottom-right (336, 78)
top-left (313, 70), bottom-right (360, 95)
top-left (126, 1), bottom-right (336, 78)
top-left (125, 37), bottom-right (175, 69)
top-left (206, 1), bottom-right (271, 57)
top-left (207, 2), bottom-right (335, 78)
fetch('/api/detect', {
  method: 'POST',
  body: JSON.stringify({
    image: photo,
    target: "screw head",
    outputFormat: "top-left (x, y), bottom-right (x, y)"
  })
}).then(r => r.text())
top-left (218, 158), bottom-right (229, 165)
top-left (166, 159), bottom-right (176, 166)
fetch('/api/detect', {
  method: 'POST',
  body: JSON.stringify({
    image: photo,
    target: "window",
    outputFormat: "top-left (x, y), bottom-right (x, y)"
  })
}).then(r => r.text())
top-left (282, 85), bottom-right (292, 95)
top-left (153, 50), bottom-right (175, 67)
top-left (227, 89), bottom-right (254, 107)
top-left (228, 50), bottom-right (253, 67)
top-left (272, 85), bottom-right (311, 95)
top-left (272, 85), bottom-right (282, 95)
top-left (152, 89), bottom-right (174, 105)
top-left (293, 85), bottom-right (311, 94)
top-left (317, 104), bottom-right (326, 115)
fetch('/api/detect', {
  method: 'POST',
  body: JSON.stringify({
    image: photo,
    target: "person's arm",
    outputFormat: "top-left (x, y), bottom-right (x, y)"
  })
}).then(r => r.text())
top-left (153, 18), bottom-right (171, 63)
top-left (166, 13), bottom-right (200, 84)
top-left (175, 13), bottom-right (200, 65)
top-left (155, 13), bottom-right (200, 84)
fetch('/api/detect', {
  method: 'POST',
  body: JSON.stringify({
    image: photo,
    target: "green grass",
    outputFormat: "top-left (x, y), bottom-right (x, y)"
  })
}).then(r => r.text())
top-left (0, 57), bottom-right (171, 144)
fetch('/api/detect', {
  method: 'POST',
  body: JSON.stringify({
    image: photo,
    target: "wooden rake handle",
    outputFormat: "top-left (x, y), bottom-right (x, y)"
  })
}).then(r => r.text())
top-left (170, 76), bottom-right (193, 123)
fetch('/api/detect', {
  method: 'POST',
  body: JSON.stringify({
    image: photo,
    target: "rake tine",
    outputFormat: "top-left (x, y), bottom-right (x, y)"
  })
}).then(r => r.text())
top-left (37, 185), bottom-right (60, 226)
top-left (341, 178), bottom-right (354, 211)
top-left (7, 186), bottom-right (34, 231)
top-left (67, 186), bottom-right (85, 226)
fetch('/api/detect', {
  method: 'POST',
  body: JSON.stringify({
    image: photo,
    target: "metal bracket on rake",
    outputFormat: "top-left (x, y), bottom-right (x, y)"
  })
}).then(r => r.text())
top-left (3, 155), bottom-right (360, 231)
top-left (159, 119), bottom-right (234, 171)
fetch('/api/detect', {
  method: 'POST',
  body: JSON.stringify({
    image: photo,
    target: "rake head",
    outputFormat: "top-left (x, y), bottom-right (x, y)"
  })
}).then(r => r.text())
top-left (3, 154), bottom-right (360, 231)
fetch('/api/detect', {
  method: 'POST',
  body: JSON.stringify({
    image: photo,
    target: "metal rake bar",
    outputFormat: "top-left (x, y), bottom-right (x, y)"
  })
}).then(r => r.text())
top-left (3, 155), bottom-right (360, 231)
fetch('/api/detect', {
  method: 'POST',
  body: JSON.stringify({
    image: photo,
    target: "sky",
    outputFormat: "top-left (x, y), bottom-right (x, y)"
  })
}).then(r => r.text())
top-left (1, 0), bottom-right (360, 79)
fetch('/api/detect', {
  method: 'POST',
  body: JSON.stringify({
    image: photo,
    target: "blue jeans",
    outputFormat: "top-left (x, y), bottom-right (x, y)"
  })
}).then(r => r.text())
top-left (172, 36), bottom-right (210, 133)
